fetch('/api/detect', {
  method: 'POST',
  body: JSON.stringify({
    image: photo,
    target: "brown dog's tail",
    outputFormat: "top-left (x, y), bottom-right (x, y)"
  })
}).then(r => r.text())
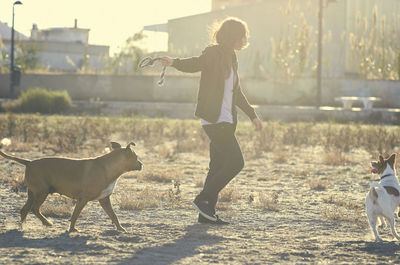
top-left (0, 150), bottom-right (30, 166)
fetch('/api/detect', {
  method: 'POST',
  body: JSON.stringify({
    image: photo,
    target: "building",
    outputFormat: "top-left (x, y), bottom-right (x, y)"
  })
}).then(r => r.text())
top-left (0, 21), bottom-right (28, 41)
top-left (211, 0), bottom-right (263, 10)
top-left (0, 21), bottom-right (28, 69)
top-left (0, 19), bottom-right (109, 72)
top-left (146, 0), bottom-right (400, 79)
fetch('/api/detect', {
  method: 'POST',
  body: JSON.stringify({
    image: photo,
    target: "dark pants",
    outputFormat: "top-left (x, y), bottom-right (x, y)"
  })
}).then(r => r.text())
top-left (196, 122), bottom-right (244, 214)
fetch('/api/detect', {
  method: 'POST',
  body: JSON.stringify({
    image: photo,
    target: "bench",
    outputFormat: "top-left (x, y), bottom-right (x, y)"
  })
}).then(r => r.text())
top-left (334, 96), bottom-right (381, 110)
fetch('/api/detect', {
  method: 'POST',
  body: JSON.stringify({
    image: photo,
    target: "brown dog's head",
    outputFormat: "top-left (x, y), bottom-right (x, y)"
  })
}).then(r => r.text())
top-left (111, 141), bottom-right (142, 171)
top-left (371, 153), bottom-right (396, 174)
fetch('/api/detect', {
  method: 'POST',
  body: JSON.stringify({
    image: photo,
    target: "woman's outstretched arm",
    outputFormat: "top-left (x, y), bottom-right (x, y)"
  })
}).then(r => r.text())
top-left (160, 46), bottom-right (215, 73)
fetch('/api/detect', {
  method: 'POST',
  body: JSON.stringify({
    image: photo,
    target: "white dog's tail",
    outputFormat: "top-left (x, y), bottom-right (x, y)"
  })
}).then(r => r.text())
top-left (369, 181), bottom-right (381, 202)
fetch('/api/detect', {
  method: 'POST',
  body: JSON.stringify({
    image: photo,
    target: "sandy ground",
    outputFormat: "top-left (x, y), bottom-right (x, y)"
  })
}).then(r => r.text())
top-left (1, 143), bottom-right (400, 265)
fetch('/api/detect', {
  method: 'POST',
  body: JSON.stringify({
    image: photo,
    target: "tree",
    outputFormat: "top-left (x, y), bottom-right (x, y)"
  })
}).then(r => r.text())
top-left (15, 41), bottom-right (40, 72)
top-left (107, 31), bottom-right (146, 74)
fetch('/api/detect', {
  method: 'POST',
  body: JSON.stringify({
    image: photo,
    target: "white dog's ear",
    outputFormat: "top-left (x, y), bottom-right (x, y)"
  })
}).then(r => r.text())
top-left (389, 153), bottom-right (396, 164)
top-left (111, 142), bottom-right (122, 150)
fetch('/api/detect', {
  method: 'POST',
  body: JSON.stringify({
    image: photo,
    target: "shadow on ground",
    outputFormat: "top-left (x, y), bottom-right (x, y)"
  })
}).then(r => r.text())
top-left (117, 223), bottom-right (225, 265)
top-left (0, 229), bottom-right (107, 253)
top-left (336, 240), bottom-right (400, 258)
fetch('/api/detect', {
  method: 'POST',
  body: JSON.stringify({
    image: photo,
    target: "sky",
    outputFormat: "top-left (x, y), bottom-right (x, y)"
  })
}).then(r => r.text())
top-left (0, 0), bottom-right (211, 53)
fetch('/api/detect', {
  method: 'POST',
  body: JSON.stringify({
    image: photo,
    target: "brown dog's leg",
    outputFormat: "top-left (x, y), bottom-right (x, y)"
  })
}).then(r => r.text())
top-left (31, 192), bottom-right (52, 226)
top-left (69, 199), bottom-right (88, 232)
top-left (20, 189), bottom-right (34, 223)
top-left (99, 195), bottom-right (125, 232)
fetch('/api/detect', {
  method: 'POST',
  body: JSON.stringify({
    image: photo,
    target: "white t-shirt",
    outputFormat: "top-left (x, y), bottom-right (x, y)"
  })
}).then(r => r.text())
top-left (201, 68), bottom-right (235, 125)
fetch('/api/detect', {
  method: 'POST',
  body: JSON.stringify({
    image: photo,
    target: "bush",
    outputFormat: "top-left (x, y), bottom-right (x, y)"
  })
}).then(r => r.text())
top-left (2, 87), bottom-right (73, 114)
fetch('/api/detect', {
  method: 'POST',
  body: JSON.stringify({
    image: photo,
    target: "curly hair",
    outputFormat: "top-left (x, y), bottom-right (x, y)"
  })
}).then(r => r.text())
top-left (213, 17), bottom-right (249, 50)
top-left (211, 17), bottom-right (249, 78)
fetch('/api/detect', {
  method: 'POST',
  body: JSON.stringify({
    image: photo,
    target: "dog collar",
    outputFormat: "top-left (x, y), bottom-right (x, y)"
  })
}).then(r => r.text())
top-left (381, 174), bottom-right (393, 180)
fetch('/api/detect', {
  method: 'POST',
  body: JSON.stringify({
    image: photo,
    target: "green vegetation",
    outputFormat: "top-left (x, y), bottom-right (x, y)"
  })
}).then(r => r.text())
top-left (2, 87), bottom-right (73, 114)
top-left (106, 30), bottom-right (146, 74)
top-left (15, 41), bottom-right (40, 72)
top-left (349, 6), bottom-right (400, 80)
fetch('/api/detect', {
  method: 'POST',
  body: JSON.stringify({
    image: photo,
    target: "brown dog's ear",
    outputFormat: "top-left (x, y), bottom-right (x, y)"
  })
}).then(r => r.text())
top-left (111, 142), bottom-right (122, 150)
top-left (126, 142), bottom-right (136, 150)
top-left (379, 155), bottom-right (384, 163)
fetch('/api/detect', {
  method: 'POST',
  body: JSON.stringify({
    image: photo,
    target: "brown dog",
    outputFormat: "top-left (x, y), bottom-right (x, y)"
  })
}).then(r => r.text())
top-left (0, 141), bottom-right (142, 232)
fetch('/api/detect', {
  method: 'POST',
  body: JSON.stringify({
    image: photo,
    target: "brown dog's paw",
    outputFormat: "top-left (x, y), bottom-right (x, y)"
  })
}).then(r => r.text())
top-left (117, 226), bottom-right (126, 232)
top-left (68, 227), bottom-right (79, 233)
top-left (42, 220), bottom-right (53, 227)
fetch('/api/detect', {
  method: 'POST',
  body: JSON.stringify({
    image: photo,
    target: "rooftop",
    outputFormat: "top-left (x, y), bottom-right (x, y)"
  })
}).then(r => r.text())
top-left (0, 21), bottom-right (28, 41)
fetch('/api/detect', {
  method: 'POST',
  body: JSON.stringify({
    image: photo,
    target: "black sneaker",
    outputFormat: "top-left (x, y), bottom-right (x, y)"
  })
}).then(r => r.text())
top-left (191, 198), bottom-right (217, 221)
top-left (198, 214), bottom-right (229, 225)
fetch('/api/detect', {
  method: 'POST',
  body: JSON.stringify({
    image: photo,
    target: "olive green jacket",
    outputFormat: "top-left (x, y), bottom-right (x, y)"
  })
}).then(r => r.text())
top-left (172, 45), bottom-right (258, 124)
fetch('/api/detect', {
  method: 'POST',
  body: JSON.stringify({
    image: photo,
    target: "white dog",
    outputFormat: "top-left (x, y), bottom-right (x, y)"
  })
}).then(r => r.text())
top-left (366, 153), bottom-right (400, 241)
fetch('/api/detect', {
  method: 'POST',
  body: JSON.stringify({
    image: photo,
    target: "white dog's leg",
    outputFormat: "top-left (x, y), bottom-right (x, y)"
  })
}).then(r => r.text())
top-left (378, 216), bottom-right (387, 229)
top-left (368, 214), bottom-right (382, 242)
top-left (387, 215), bottom-right (400, 240)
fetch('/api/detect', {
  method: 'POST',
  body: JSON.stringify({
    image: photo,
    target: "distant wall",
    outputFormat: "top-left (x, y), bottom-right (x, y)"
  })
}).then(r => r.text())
top-left (0, 74), bottom-right (198, 102)
top-left (0, 74), bottom-right (399, 107)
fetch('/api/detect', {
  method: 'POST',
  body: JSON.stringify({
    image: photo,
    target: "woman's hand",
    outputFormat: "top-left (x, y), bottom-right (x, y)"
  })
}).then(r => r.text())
top-left (159, 56), bottom-right (174, 67)
top-left (252, 117), bottom-right (262, 131)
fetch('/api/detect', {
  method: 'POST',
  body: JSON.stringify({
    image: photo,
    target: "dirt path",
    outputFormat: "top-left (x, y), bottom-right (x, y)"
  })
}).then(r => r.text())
top-left (1, 147), bottom-right (400, 264)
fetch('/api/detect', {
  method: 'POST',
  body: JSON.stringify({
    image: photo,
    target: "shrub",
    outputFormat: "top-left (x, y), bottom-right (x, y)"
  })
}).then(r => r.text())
top-left (219, 186), bottom-right (240, 202)
top-left (2, 87), bottom-right (73, 114)
top-left (255, 191), bottom-right (280, 212)
top-left (307, 178), bottom-right (330, 191)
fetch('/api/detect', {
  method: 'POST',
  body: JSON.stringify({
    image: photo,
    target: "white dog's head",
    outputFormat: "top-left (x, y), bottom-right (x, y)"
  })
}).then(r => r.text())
top-left (371, 153), bottom-right (396, 174)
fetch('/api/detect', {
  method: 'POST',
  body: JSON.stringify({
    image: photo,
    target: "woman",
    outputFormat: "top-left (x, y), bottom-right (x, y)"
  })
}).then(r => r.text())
top-left (160, 17), bottom-right (262, 224)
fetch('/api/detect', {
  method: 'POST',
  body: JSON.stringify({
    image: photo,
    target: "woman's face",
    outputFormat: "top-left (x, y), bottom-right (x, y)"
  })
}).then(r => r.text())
top-left (234, 36), bottom-right (248, 51)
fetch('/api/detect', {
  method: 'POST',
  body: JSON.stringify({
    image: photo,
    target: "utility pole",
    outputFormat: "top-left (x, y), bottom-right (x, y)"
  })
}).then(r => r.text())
top-left (316, 0), bottom-right (323, 109)
top-left (9, 1), bottom-right (23, 99)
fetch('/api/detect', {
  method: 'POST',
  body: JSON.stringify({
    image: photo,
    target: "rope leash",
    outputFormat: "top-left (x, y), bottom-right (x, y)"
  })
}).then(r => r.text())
top-left (138, 56), bottom-right (166, 86)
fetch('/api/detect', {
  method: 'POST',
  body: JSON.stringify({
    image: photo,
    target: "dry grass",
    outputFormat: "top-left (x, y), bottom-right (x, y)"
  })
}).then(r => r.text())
top-left (219, 186), bottom-right (240, 202)
top-left (41, 196), bottom-right (73, 218)
top-left (1, 114), bottom-right (400, 160)
top-left (176, 136), bottom-right (207, 155)
top-left (2, 141), bottom-right (34, 152)
top-left (0, 170), bottom-right (26, 193)
top-left (294, 169), bottom-right (311, 179)
top-left (272, 150), bottom-right (289, 163)
top-left (195, 178), bottom-right (204, 187)
top-left (322, 149), bottom-right (347, 166)
top-left (255, 191), bottom-right (280, 212)
top-left (216, 202), bottom-right (233, 211)
top-left (118, 181), bottom-right (184, 210)
top-left (307, 178), bottom-right (330, 191)
top-left (118, 187), bottom-right (160, 210)
top-left (160, 180), bottom-right (183, 207)
top-left (137, 170), bottom-right (179, 183)
top-left (1, 114), bottom-right (398, 224)
top-left (322, 206), bottom-right (350, 221)
top-left (322, 195), bottom-right (362, 210)
top-left (9, 175), bottom-right (26, 193)
top-left (322, 206), bottom-right (368, 228)
top-left (156, 143), bottom-right (176, 159)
